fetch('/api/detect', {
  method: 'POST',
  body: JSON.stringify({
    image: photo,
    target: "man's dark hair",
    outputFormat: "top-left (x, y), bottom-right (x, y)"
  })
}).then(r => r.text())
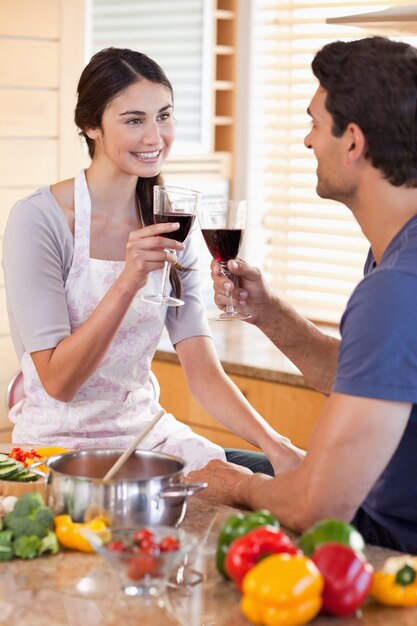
top-left (312, 37), bottom-right (417, 187)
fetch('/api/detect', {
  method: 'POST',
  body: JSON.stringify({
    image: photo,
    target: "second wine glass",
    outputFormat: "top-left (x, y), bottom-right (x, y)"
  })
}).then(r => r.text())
top-left (142, 185), bottom-right (200, 307)
top-left (198, 199), bottom-right (250, 321)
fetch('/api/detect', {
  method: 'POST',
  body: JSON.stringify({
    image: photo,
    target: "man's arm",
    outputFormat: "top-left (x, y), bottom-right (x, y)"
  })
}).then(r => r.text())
top-left (189, 393), bottom-right (411, 532)
top-left (211, 259), bottom-right (339, 394)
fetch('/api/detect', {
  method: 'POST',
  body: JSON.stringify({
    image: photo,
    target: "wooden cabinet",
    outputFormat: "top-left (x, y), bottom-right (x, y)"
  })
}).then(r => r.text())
top-left (213, 0), bottom-right (236, 155)
top-left (0, 0), bottom-right (85, 441)
top-left (152, 359), bottom-right (326, 451)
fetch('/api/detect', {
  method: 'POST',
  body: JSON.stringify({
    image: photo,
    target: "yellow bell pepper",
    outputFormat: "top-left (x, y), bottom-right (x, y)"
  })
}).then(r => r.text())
top-left (371, 555), bottom-right (417, 607)
top-left (240, 553), bottom-right (324, 626)
top-left (54, 514), bottom-right (111, 553)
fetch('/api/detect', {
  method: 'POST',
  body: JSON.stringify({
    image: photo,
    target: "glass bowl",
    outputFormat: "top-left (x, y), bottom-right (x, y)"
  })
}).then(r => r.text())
top-left (83, 524), bottom-right (199, 599)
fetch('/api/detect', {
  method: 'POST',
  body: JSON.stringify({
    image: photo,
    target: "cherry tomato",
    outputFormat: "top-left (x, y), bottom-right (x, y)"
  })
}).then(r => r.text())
top-left (106, 540), bottom-right (129, 552)
top-left (159, 535), bottom-right (180, 552)
top-left (127, 554), bottom-right (159, 580)
top-left (133, 528), bottom-right (154, 545)
top-left (138, 537), bottom-right (157, 554)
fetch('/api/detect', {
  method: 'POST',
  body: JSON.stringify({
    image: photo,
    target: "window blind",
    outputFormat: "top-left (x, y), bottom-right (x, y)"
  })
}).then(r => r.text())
top-left (248, 0), bottom-right (417, 325)
top-left (87, 0), bottom-right (212, 152)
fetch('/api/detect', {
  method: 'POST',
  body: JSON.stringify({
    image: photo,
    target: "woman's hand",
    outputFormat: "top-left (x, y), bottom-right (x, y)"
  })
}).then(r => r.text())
top-left (211, 258), bottom-right (273, 325)
top-left (121, 222), bottom-right (185, 292)
top-left (264, 437), bottom-right (306, 475)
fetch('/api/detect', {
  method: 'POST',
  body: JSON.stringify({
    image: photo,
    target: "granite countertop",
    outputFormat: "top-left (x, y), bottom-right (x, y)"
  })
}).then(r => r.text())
top-left (0, 498), bottom-right (415, 626)
top-left (155, 319), bottom-right (338, 390)
top-left (1, 446), bottom-right (416, 626)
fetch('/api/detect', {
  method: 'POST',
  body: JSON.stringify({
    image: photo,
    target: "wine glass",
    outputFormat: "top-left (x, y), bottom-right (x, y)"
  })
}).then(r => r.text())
top-left (142, 185), bottom-right (201, 307)
top-left (198, 199), bottom-right (250, 321)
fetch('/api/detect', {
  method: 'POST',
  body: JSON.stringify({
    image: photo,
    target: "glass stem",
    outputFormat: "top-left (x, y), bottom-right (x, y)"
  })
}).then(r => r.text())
top-left (161, 250), bottom-right (175, 298)
top-left (220, 262), bottom-right (235, 314)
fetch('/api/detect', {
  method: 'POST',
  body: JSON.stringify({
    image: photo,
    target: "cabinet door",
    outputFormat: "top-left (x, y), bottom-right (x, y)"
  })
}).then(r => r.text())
top-left (228, 373), bottom-right (325, 450)
top-left (152, 360), bottom-right (325, 450)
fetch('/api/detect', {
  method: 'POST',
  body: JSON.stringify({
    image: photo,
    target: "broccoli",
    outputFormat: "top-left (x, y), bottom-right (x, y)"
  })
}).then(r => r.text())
top-left (4, 492), bottom-right (54, 539)
top-left (39, 531), bottom-right (59, 556)
top-left (1, 493), bottom-right (58, 561)
top-left (13, 535), bottom-right (42, 559)
top-left (0, 530), bottom-right (14, 561)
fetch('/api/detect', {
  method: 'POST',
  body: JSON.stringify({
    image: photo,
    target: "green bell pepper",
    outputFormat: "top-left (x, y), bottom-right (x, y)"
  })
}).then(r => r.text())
top-left (298, 518), bottom-right (365, 557)
top-left (216, 509), bottom-right (279, 577)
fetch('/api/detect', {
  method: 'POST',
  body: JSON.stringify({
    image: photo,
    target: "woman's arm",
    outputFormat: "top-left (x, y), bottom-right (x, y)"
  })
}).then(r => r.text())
top-left (3, 194), bottom-right (184, 402)
top-left (30, 222), bottom-right (184, 401)
top-left (175, 336), bottom-right (305, 473)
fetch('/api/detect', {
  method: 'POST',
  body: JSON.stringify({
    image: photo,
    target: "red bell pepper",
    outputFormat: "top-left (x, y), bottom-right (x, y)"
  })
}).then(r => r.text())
top-left (225, 525), bottom-right (299, 590)
top-left (312, 542), bottom-right (373, 616)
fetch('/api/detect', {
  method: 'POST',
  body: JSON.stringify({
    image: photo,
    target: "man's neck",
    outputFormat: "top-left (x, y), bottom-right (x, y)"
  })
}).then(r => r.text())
top-left (350, 176), bottom-right (417, 263)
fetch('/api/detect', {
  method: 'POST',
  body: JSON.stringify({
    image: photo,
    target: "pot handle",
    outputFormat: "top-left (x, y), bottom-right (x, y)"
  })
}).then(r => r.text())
top-left (29, 461), bottom-right (50, 480)
top-left (159, 482), bottom-right (207, 499)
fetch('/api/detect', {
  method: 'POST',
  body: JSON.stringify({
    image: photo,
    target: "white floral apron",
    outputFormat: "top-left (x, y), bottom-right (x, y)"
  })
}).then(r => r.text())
top-left (10, 170), bottom-right (225, 471)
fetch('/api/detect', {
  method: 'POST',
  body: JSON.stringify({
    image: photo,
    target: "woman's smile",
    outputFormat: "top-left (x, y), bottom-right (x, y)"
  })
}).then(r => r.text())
top-left (130, 147), bottom-right (164, 163)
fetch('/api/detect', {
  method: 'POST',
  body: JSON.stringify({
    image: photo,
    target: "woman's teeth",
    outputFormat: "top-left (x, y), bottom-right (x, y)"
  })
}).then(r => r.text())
top-left (133, 149), bottom-right (160, 159)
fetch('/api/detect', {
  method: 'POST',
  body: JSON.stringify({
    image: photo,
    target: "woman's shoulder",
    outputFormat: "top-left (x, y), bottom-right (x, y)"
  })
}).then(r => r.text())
top-left (50, 178), bottom-right (75, 212)
top-left (12, 180), bottom-right (74, 229)
top-left (50, 178), bottom-right (76, 234)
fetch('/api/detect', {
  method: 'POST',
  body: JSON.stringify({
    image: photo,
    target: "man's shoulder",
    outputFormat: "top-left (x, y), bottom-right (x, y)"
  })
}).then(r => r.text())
top-left (354, 265), bottom-right (417, 305)
top-left (341, 266), bottom-right (417, 338)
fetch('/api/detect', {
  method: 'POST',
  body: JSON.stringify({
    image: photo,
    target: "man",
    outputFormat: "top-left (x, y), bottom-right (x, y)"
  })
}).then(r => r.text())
top-left (189, 36), bottom-right (417, 552)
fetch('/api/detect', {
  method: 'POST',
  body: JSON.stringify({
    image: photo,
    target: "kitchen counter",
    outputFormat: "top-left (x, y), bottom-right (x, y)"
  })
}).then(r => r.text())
top-left (155, 319), bottom-right (338, 390)
top-left (1, 449), bottom-right (416, 626)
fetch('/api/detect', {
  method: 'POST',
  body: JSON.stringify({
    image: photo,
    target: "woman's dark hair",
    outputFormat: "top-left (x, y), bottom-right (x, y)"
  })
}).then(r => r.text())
top-left (75, 47), bottom-right (183, 298)
top-left (312, 36), bottom-right (417, 188)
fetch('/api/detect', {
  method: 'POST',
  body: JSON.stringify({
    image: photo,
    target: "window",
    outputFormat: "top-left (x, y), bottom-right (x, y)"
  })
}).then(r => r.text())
top-left (247, 1), bottom-right (417, 324)
top-left (86, 0), bottom-right (213, 154)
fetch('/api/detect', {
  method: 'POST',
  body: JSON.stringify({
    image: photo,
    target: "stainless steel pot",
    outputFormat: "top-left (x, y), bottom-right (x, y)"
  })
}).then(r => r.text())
top-left (32, 449), bottom-right (206, 528)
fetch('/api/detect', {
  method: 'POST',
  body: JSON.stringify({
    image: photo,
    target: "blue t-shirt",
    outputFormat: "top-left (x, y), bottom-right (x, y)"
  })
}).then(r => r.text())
top-left (333, 214), bottom-right (417, 553)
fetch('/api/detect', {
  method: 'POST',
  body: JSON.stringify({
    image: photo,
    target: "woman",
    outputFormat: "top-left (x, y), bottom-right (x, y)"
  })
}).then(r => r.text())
top-left (2, 47), bottom-right (303, 473)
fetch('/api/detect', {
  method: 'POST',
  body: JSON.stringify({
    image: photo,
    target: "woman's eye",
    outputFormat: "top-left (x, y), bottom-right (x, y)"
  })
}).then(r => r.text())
top-left (127, 118), bottom-right (143, 125)
top-left (157, 113), bottom-right (171, 122)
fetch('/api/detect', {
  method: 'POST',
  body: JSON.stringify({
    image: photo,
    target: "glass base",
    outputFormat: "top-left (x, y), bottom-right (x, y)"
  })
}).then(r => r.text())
top-left (209, 311), bottom-right (251, 321)
top-left (122, 577), bottom-right (167, 598)
top-left (168, 567), bottom-right (205, 590)
top-left (142, 294), bottom-right (184, 307)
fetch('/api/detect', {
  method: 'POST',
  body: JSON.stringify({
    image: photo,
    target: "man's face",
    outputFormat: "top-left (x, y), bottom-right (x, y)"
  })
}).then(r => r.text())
top-left (304, 86), bottom-right (354, 203)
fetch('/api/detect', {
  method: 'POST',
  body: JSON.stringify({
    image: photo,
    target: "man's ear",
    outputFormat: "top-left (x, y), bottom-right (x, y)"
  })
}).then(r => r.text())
top-left (345, 122), bottom-right (366, 160)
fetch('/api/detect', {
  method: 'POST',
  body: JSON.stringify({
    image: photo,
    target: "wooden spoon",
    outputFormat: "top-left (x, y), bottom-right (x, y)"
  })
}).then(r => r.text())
top-left (102, 409), bottom-right (165, 481)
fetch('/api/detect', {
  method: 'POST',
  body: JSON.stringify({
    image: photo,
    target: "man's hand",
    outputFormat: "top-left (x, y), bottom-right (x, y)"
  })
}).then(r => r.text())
top-left (211, 258), bottom-right (272, 325)
top-left (211, 257), bottom-right (340, 394)
top-left (186, 459), bottom-right (254, 508)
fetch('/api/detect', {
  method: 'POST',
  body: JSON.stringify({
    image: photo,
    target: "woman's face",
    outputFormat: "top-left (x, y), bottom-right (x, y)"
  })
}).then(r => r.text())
top-left (87, 78), bottom-right (175, 177)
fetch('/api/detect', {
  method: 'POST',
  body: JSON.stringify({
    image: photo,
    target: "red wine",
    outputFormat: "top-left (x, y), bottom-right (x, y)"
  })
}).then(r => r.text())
top-left (155, 213), bottom-right (195, 242)
top-left (201, 229), bottom-right (242, 262)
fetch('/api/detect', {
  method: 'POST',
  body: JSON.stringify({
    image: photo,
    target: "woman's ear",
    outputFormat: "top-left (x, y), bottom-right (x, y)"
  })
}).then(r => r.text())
top-left (84, 126), bottom-right (101, 140)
